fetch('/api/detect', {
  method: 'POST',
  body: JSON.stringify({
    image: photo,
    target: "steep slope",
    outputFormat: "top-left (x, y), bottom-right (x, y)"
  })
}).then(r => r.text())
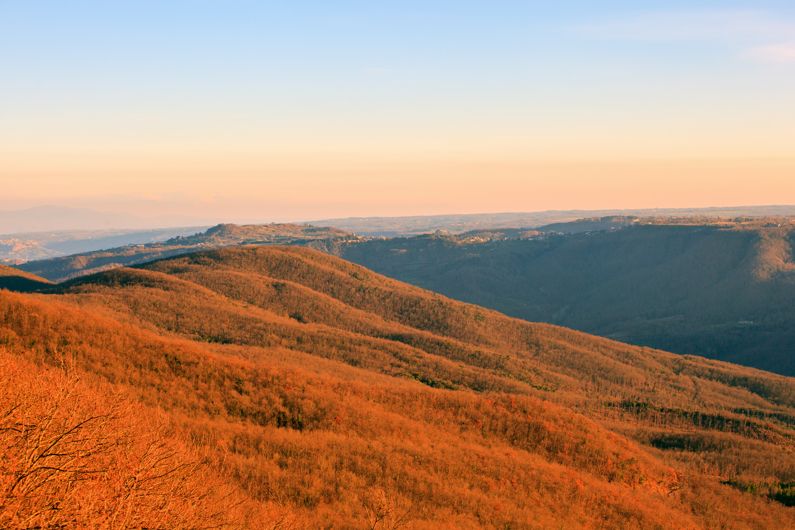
top-left (0, 290), bottom-right (693, 529)
top-left (2, 246), bottom-right (795, 527)
top-left (338, 221), bottom-right (795, 375)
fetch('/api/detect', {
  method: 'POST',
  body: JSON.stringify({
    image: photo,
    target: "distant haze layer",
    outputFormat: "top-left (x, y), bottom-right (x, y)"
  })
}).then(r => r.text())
top-left (3, 204), bottom-right (795, 236)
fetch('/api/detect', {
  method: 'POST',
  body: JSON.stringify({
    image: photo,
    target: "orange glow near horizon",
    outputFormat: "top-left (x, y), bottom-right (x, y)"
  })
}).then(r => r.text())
top-left (4, 150), bottom-right (794, 220)
top-left (2, 3), bottom-right (795, 220)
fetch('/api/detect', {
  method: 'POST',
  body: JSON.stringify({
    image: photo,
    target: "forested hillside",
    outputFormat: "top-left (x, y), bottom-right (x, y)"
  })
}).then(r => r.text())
top-left (2, 246), bottom-right (794, 528)
top-left (338, 221), bottom-right (795, 375)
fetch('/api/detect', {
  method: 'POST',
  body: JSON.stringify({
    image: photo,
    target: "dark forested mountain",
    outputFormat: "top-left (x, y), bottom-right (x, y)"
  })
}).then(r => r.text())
top-left (2, 245), bottom-right (795, 527)
top-left (338, 218), bottom-right (795, 376)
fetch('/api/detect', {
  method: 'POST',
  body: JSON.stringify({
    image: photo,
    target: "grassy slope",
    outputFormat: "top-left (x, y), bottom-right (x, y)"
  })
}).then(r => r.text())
top-left (1, 246), bottom-right (794, 528)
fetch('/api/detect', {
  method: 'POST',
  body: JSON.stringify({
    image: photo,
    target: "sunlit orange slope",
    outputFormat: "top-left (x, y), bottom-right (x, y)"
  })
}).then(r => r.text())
top-left (0, 246), bottom-right (793, 528)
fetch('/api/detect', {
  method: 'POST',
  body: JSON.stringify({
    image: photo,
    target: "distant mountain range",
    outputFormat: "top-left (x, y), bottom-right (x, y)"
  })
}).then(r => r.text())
top-left (6, 203), bottom-right (795, 238)
top-left (311, 205), bottom-right (795, 236)
top-left (17, 223), bottom-right (360, 281)
top-left (0, 226), bottom-right (208, 264)
top-left (5, 204), bottom-right (795, 267)
top-left (9, 215), bottom-right (795, 377)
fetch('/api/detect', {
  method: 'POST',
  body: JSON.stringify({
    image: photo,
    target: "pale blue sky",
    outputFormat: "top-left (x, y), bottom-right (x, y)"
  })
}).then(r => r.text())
top-left (1, 1), bottom-right (794, 219)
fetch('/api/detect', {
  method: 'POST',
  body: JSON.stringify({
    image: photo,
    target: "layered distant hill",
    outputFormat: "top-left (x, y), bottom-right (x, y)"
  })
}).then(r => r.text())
top-left (2, 246), bottom-right (795, 527)
top-left (0, 226), bottom-right (207, 264)
top-left (311, 205), bottom-right (795, 236)
top-left (338, 217), bottom-right (795, 375)
top-left (18, 217), bottom-right (795, 376)
top-left (18, 223), bottom-right (359, 282)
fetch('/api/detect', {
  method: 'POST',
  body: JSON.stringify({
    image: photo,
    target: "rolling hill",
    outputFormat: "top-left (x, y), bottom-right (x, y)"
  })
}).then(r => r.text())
top-left (2, 245), bottom-right (795, 528)
top-left (337, 218), bottom-right (795, 376)
top-left (0, 264), bottom-right (52, 292)
top-left (19, 217), bottom-right (795, 377)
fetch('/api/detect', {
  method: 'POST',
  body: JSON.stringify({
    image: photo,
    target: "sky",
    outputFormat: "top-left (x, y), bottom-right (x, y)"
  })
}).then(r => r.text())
top-left (1, 1), bottom-right (795, 222)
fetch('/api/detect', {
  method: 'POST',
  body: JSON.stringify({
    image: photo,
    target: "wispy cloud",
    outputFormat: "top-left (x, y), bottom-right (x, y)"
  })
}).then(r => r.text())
top-left (577, 8), bottom-right (795, 64)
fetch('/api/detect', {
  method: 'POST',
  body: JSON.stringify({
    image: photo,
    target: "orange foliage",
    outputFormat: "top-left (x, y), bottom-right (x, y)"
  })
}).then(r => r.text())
top-left (1, 246), bottom-right (794, 528)
top-left (0, 351), bottom-right (296, 529)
